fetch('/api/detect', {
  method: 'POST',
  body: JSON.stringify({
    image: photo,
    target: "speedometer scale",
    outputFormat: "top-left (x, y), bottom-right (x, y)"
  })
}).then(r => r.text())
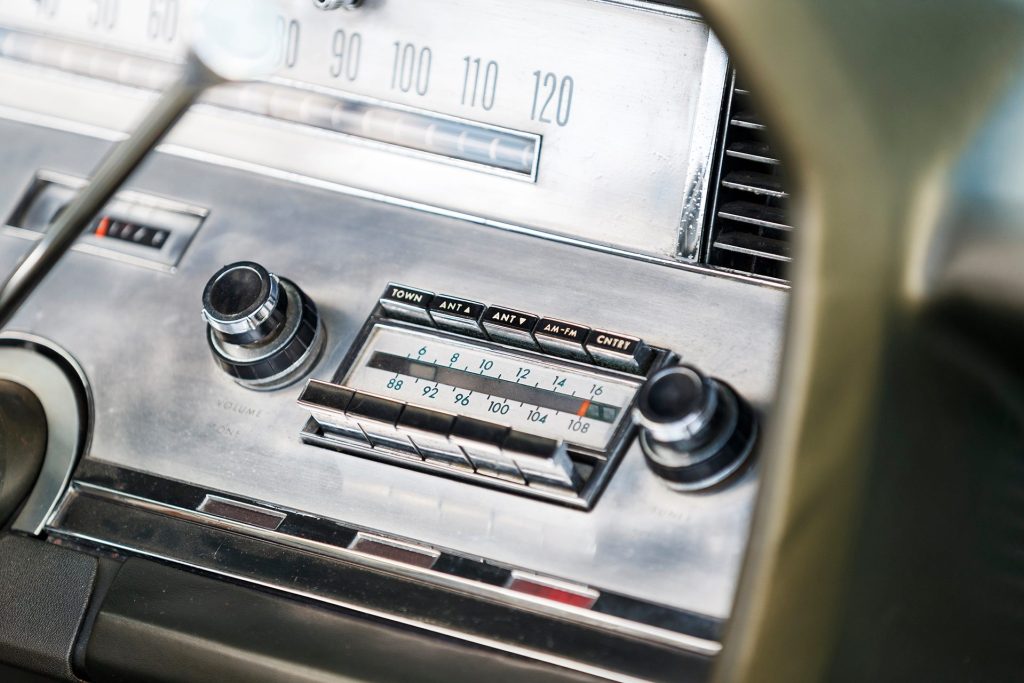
top-left (344, 325), bottom-right (640, 452)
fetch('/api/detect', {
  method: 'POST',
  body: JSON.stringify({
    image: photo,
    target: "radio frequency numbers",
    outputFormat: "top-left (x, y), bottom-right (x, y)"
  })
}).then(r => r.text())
top-left (371, 353), bottom-right (614, 419)
top-left (344, 326), bottom-right (641, 451)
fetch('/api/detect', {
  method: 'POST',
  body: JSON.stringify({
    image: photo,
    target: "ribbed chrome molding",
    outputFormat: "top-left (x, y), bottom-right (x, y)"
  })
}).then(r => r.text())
top-left (46, 459), bottom-right (721, 682)
top-left (0, 333), bottom-right (89, 535)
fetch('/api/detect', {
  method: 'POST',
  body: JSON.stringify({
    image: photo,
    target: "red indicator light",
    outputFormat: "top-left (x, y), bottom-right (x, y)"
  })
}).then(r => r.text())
top-left (95, 216), bottom-right (110, 237)
top-left (507, 575), bottom-right (598, 609)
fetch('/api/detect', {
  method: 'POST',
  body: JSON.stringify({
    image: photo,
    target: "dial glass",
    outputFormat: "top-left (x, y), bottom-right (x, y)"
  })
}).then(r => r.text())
top-left (343, 324), bottom-right (641, 451)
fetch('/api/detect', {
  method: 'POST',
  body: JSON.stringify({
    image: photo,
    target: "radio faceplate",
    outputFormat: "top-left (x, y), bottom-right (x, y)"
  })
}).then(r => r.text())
top-left (300, 285), bottom-right (676, 507)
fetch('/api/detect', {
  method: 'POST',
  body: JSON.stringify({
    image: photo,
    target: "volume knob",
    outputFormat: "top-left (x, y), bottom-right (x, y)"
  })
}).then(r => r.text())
top-left (634, 365), bottom-right (757, 490)
top-left (202, 261), bottom-right (325, 390)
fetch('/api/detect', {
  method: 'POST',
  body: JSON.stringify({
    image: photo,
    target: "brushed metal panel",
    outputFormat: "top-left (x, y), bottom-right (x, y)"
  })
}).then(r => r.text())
top-left (0, 119), bottom-right (785, 619)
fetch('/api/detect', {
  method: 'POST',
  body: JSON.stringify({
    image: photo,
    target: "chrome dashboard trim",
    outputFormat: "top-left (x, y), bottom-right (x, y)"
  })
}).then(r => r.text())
top-left (47, 462), bottom-right (722, 681)
top-left (0, 333), bottom-right (89, 535)
top-left (677, 30), bottom-right (730, 261)
top-left (52, 477), bottom-right (721, 654)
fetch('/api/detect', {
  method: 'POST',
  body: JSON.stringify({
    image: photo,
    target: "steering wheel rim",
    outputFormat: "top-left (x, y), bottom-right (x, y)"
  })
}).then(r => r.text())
top-left (697, 2), bottom-right (1024, 680)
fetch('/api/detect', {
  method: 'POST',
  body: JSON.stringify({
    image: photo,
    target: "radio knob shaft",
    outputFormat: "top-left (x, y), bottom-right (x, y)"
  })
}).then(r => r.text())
top-left (201, 261), bottom-right (325, 391)
top-left (634, 365), bottom-right (757, 490)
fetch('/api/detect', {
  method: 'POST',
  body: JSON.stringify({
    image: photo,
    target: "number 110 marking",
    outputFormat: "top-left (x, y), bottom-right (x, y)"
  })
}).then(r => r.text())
top-left (461, 56), bottom-right (499, 110)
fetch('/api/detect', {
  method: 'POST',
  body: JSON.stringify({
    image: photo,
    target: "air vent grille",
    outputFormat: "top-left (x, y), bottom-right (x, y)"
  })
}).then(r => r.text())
top-left (705, 80), bottom-right (792, 283)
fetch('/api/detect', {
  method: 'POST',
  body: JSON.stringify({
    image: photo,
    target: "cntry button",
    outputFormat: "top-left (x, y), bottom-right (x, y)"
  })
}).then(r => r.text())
top-left (585, 329), bottom-right (652, 373)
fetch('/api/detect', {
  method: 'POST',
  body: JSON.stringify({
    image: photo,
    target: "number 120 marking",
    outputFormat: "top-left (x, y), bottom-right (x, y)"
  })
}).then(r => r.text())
top-left (530, 71), bottom-right (574, 126)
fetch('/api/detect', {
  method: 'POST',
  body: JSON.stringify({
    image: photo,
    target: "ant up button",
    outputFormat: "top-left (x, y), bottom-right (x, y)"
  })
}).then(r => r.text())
top-left (428, 295), bottom-right (486, 338)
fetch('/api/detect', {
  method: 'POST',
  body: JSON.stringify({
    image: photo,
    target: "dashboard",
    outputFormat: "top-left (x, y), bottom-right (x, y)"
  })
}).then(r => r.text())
top-left (0, 1), bottom-right (791, 682)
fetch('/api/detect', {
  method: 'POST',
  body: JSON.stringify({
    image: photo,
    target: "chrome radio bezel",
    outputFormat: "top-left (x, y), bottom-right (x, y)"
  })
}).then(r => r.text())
top-left (300, 302), bottom-right (676, 509)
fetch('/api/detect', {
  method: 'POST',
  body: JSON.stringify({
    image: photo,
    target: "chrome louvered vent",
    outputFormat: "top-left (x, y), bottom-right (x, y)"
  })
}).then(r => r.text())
top-left (705, 77), bottom-right (792, 283)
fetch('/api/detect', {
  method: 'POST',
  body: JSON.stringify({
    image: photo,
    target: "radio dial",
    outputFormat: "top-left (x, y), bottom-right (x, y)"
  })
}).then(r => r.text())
top-left (635, 365), bottom-right (757, 490)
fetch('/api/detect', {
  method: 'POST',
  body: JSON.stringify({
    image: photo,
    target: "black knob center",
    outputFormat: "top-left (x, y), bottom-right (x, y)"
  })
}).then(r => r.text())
top-left (207, 264), bottom-right (267, 320)
top-left (638, 366), bottom-right (706, 424)
top-left (635, 365), bottom-right (756, 491)
top-left (202, 261), bottom-right (286, 346)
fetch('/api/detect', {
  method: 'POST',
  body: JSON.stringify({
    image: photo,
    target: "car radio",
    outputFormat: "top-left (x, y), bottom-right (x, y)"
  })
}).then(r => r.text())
top-left (298, 282), bottom-right (675, 506)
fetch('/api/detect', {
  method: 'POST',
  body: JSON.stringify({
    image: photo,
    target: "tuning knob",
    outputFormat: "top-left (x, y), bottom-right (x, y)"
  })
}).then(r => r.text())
top-left (634, 365), bottom-right (757, 490)
top-left (202, 261), bottom-right (325, 390)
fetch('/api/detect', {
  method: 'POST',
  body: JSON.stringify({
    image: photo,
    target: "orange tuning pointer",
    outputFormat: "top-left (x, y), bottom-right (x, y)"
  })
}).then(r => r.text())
top-left (576, 399), bottom-right (591, 418)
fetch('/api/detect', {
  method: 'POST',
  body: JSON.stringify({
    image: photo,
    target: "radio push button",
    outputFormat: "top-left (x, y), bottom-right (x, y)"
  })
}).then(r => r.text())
top-left (298, 380), bottom-right (368, 444)
top-left (428, 295), bottom-right (487, 338)
top-left (533, 318), bottom-right (591, 362)
top-left (379, 283), bottom-right (434, 324)
top-left (346, 393), bottom-right (418, 457)
top-left (450, 417), bottom-right (524, 483)
top-left (481, 306), bottom-right (539, 349)
top-left (397, 406), bottom-right (472, 471)
top-left (502, 431), bottom-right (580, 491)
top-left (585, 329), bottom-right (653, 373)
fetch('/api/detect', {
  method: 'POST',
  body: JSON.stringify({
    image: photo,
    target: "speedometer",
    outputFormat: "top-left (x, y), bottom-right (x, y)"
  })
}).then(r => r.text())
top-left (0, 0), bottom-right (728, 261)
